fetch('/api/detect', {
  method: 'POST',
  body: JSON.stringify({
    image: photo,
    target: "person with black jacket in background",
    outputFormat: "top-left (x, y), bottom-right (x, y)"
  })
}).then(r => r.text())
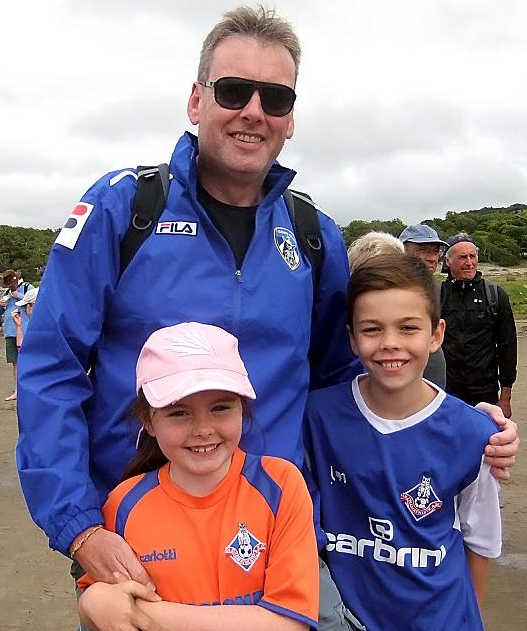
top-left (441, 233), bottom-right (517, 417)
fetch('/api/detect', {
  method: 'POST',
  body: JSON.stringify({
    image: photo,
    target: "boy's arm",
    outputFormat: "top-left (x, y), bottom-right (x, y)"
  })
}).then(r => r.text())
top-left (464, 547), bottom-right (490, 609)
top-left (458, 459), bottom-right (501, 611)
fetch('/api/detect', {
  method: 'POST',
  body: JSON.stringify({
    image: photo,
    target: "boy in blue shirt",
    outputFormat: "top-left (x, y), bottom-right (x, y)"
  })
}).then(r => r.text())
top-left (304, 252), bottom-right (501, 631)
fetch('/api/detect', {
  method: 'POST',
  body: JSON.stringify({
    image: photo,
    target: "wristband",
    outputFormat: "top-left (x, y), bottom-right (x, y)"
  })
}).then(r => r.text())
top-left (70, 525), bottom-right (103, 557)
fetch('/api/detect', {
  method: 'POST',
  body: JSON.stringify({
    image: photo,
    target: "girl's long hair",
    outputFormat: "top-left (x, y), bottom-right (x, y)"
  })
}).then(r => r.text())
top-left (121, 389), bottom-right (255, 482)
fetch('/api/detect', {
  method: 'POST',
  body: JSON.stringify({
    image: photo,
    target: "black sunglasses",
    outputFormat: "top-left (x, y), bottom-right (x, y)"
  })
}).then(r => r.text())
top-left (198, 76), bottom-right (296, 117)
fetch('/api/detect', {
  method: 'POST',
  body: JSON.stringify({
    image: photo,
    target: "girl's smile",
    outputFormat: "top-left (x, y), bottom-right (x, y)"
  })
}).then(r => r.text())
top-left (147, 389), bottom-right (243, 496)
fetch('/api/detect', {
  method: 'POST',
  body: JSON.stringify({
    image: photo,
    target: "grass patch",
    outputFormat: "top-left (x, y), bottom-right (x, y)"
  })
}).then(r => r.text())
top-left (490, 275), bottom-right (527, 319)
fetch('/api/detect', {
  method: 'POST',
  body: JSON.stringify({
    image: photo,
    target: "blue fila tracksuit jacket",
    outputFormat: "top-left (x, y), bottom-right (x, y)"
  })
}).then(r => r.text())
top-left (16, 132), bottom-right (357, 555)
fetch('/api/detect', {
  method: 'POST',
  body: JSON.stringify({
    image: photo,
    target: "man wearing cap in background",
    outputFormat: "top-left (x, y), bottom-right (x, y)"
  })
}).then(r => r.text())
top-left (0, 269), bottom-right (34, 401)
top-left (399, 223), bottom-right (449, 274)
top-left (440, 232), bottom-right (517, 417)
top-left (399, 223), bottom-right (449, 387)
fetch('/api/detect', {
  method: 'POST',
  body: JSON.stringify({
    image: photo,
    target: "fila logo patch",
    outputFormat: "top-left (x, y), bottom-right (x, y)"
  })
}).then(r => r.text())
top-left (55, 203), bottom-right (94, 250)
top-left (156, 221), bottom-right (198, 236)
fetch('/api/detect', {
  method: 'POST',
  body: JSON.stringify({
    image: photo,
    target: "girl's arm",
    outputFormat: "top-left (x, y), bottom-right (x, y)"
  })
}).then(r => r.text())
top-left (137, 599), bottom-right (308, 631)
top-left (464, 546), bottom-right (490, 609)
top-left (78, 580), bottom-right (307, 631)
top-left (78, 580), bottom-right (166, 631)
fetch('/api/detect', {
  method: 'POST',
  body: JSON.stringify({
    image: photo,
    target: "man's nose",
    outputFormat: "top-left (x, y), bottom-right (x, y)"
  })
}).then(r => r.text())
top-left (240, 90), bottom-right (265, 119)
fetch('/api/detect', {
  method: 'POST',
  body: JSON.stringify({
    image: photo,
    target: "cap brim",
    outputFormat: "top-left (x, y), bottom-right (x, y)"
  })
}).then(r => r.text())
top-left (406, 238), bottom-right (449, 246)
top-left (142, 368), bottom-right (256, 408)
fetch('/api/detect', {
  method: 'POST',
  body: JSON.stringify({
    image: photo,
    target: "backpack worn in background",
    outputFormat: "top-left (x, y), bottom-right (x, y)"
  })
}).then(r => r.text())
top-left (119, 164), bottom-right (324, 290)
top-left (439, 279), bottom-right (499, 317)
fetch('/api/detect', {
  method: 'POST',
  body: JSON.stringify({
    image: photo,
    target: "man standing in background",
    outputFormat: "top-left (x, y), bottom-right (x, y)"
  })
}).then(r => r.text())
top-left (441, 233), bottom-right (517, 417)
top-left (399, 224), bottom-right (449, 387)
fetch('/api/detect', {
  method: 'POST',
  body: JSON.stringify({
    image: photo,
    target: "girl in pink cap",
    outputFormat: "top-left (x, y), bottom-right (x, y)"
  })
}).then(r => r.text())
top-left (77, 321), bottom-right (319, 631)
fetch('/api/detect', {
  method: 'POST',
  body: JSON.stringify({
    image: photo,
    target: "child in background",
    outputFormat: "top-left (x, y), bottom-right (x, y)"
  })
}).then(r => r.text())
top-left (0, 269), bottom-right (34, 401)
top-left (78, 321), bottom-right (318, 631)
top-left (304, 253), bottom-right (501, 631)
top-left (12, 287), bottom-right (39, 348)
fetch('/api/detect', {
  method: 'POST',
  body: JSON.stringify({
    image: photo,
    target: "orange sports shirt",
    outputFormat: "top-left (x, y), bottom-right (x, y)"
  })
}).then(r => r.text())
top-left (79, 448), bottom-right (319, 627)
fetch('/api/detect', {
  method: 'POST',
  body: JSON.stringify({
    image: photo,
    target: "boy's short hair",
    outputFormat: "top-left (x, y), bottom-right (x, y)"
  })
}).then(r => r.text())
top-left (347, 231), bottom-right (404, 272)
top-left (346, 252), bottom-right (440, 330)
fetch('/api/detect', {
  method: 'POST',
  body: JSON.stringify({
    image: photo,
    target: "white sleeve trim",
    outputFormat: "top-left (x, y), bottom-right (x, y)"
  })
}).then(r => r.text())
top-left (457, 458), bottom-right (502, 558)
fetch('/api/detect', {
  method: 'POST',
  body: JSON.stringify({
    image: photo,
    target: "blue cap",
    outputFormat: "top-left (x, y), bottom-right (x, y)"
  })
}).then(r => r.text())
top-left (445, 233), bottom-right (477, 251)
top-left (398, 224), bottom-right (448, 247)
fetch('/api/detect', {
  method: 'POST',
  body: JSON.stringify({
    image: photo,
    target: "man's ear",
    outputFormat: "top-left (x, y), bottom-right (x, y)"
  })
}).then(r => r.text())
top-left (285, 111), bottom-right (295, 139)
top-left (430, 319), bottom-right (445, 353)
top-left (187, 82), bottom-right (201, 125)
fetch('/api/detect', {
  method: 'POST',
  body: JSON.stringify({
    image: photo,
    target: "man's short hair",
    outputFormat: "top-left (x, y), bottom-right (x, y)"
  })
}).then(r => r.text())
top-left (346, 252), bottom-right (440, 331)
top-left (347, 231), bottom-right (404, 272)
top-left (445, 232), bottom-right (477, 252)
top-left (198, 5), bottom-right (301, 82)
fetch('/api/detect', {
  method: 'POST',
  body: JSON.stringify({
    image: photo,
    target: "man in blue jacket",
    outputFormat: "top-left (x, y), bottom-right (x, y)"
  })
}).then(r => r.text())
top-left (16, 5), bottom-right (518, 625)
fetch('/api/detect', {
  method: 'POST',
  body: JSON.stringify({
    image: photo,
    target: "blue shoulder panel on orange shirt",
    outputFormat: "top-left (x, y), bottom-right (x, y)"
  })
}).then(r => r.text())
top-left (115, 470), bottom-right (160, 537)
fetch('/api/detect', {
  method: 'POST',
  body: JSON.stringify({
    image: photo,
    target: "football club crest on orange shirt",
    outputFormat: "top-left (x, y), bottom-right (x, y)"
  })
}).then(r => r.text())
top-left (225, 523), bottom-right (266, 572)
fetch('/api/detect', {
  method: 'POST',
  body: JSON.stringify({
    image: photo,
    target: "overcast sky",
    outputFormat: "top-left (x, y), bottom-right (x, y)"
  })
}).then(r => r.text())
top-left (2, 0), bottom-right (527, 230)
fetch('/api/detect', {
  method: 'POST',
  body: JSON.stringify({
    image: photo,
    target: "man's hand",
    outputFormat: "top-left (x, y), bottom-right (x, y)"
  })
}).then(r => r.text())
top-left (73, 528), bottom-right (155, 589)
top-left (78, 579), bottom-right (166, 631)
top-left (498, 387), bottom-right (513, 419)
top-left (476, 402), bottom-right (519, 481)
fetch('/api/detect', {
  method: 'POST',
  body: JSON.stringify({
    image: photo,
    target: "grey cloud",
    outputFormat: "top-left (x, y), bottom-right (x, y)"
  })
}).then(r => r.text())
top-left (290, 96), bottom-right (467, 170)
top-left (68, 92), bottom-right (188, 142)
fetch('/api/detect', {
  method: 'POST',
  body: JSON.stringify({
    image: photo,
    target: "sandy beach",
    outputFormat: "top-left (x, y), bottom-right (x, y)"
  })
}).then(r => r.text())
top-left (0, 336), bottom-right (525, 630)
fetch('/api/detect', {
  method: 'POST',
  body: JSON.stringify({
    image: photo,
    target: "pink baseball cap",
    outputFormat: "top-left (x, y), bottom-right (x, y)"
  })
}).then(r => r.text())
top-left (136, 322), bottom-right (256, 408)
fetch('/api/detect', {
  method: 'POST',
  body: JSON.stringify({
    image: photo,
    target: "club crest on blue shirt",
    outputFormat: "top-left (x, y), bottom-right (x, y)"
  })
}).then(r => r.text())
top-left (401, 475), bottom-right (443, 521)
top-left (225, 523), bottom-right (266, 572)
top-left (274, 227), bottom-right (300, 271)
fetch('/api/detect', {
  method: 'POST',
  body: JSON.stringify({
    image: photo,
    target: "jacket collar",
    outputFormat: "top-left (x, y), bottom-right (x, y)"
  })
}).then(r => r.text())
top-left (446, 269), bottom-right (482, 289)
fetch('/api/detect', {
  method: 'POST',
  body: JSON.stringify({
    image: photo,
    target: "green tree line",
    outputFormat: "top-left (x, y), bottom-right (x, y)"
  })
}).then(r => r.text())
top-left (2, 203), bottom-right (527, 282)
top-left (0, 225), bottom-right (58, 283)
top-left (341, 203), bottom-right (527, 266)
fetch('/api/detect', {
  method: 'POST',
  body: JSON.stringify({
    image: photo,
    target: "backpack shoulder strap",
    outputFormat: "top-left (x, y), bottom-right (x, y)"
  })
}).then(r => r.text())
top-left (483, 279), bottom-right (499, 317)
top-left (283, 189), bottom-right (324, 291)
top-left (437, 282), bottom-right (444, 309)
top-left (119, 164), bottom-right (170, 278)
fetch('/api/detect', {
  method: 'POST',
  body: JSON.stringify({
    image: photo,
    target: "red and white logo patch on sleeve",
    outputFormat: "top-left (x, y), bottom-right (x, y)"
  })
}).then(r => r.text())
top-left (55, 203), bottom-right (94, 250)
